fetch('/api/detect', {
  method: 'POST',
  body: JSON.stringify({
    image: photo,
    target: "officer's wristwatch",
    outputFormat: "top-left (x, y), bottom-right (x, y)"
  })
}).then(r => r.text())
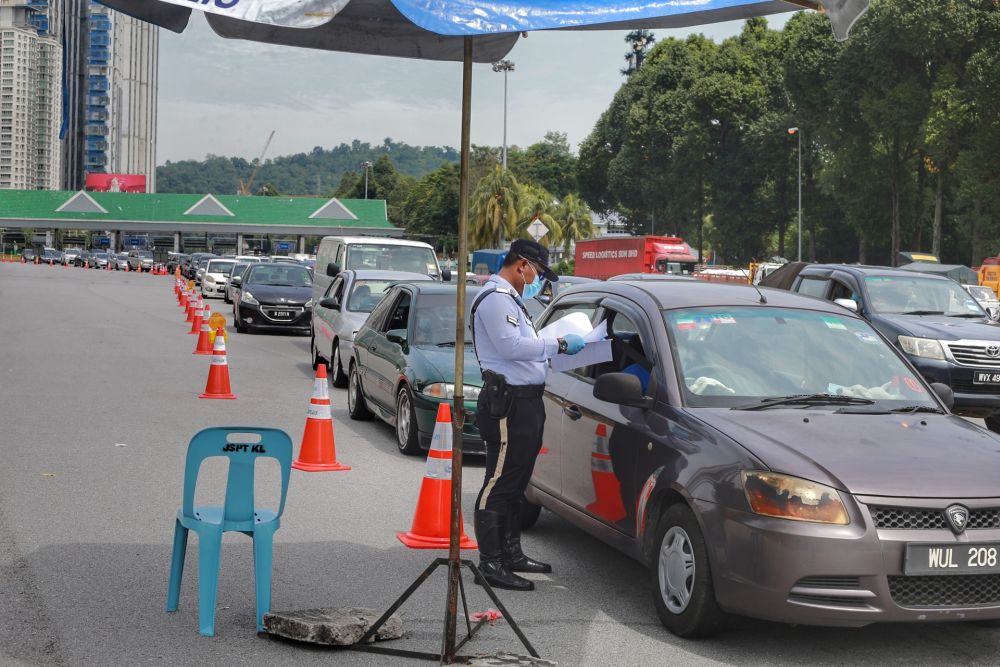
top-left (557, 337), bottom-right (568, 354)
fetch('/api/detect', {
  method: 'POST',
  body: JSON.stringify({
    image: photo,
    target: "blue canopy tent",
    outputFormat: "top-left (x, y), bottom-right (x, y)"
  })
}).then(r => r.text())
top-left (103, 0), bottom-right (869, 660)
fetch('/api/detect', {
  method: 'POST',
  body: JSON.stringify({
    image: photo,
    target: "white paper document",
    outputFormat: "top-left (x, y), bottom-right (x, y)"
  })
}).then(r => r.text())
top-left (537, 314), bottom-right (613, 372)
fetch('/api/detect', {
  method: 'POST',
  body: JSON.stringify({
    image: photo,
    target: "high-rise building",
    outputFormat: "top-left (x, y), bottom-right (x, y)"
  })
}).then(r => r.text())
top-left (0, 0), bottom-right (62, 190)
top-left (85, 2), bottom-right (158, 192)
top-left (56, 0), bottom-right (89, 192)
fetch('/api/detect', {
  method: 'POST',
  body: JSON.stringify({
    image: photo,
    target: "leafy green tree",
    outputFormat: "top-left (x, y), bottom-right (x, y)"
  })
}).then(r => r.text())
top-left (507, 132), bottom-right (578, 198)
top-left (517, 183), bottom-right (561, 248)
top-left (402, 163), bottom-right (461, 250)
top-left (554, 194), bottom-right (595, 254)
top-left (469, 165), bottom-right (522, 249)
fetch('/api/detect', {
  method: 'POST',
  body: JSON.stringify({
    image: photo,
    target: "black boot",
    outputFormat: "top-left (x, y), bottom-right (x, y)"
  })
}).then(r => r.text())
top-left (474, 510), bottom-right (534, 591)
top-left (505, 502), bottom-right (552, 574)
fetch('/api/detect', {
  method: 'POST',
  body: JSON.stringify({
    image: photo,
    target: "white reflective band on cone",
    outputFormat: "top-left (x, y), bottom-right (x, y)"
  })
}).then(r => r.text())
top-left (593, 433), bottom-right (610, 455)
top-left (429, 425), bottom-right (453, 452)
top-left (424, 456), bottom-right (452, 480)
top-left (313, 378), bottom-right (329, 400)
top-left (591, 456), bottom-right (614, 473)
top-left (306, 402), bottom-right (332, 420)
top-left (212, 355), bottom-right (227, 365)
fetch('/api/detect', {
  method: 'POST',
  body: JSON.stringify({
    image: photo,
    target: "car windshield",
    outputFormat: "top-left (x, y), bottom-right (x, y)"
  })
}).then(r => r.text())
top-left (412, 293), bottom-right (474, 345)
top-left (865, 275), bottom-right (985, 317)
top-left (247, 265), bottom-right (312, 287)
top-left (347, 280), bottom-right (399, 312)
top-left (345, 244), bottom-right (438, 276)
top-left (138, 251), bottom-right (153, 258)
top-left (207, 261), bottom-right (235, 275)
top-left (664, 307), bottom-right (939, 409)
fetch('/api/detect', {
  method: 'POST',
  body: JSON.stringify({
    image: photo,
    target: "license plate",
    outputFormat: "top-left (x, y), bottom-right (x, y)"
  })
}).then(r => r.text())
top-left (904, 542), bottom-right (1000, 576)
top-left (272, 310), bottom-right (291, 318)
top-left (973, 371), bottom-right (1000, 385)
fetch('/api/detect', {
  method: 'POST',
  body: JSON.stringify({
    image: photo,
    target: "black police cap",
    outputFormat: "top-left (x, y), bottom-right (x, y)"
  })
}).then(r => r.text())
top-left (509, 239), bottom-right (558, 282)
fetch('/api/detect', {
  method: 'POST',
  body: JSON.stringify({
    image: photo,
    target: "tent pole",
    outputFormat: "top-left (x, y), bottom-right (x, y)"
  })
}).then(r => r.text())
top-left (444, 35), bottom-right (473, 663)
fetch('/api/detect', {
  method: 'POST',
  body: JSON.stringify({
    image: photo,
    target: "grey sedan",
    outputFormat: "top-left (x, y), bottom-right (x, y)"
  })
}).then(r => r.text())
top-left (311, 269), bottom-right (432, 387)
top-left (526, 279), bottom-right (1000, 637)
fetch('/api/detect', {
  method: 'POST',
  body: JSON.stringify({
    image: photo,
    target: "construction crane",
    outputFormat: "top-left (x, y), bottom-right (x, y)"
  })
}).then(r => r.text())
top-left (238, 130), bottom-right (275, 196)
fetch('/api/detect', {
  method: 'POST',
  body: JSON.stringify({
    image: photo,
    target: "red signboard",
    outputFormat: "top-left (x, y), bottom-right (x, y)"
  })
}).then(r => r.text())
top-left (85, 173), bottom-right (147, 193)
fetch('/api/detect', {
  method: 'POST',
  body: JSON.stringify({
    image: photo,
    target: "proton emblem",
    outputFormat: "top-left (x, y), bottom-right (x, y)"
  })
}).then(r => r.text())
top-left (945, 504), bottom-right (969, 534)
top-left (987, 345), bottom-right (1000, 358)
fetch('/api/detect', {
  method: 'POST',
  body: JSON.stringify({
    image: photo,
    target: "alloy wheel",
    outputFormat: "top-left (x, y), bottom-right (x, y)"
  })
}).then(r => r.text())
top-left (396, 390), bottom-right (411, 448)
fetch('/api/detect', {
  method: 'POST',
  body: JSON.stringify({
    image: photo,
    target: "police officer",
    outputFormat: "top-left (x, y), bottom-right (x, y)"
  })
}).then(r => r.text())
top-left (471, 239), bottom-right (585, 591)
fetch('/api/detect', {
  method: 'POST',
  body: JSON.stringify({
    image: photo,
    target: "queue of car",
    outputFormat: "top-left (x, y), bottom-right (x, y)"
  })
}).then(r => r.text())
top-left (296, 245), bottom-right (1000, 638)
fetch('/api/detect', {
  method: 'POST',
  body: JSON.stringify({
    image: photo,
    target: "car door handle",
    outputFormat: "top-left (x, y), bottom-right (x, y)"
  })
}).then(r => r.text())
top-left (563, 405), bottom-right (582, 420)
top-left (370, 345), bottom-right (377, 351)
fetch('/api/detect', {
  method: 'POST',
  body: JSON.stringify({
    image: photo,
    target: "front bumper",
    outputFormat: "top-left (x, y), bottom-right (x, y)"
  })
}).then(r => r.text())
top-left (202, 281), bottom-right (227, 296)
top-left (907, 355), bottom-right (1000, 417)
top-left (412, 392), bottom-right (484, 454)
top-left (701, 494), bottom-right (1000, 627)
top-left (237, 301), bottom-right (311, 332)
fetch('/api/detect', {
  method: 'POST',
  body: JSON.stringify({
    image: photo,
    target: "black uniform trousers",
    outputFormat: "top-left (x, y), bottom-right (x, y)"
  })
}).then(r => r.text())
top-left (474, 391), bottom-right (546, 514)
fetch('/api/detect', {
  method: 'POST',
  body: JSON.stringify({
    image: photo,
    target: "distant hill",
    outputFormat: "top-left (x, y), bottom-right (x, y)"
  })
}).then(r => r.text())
top-left (156, 138), bottom-right (459, 196)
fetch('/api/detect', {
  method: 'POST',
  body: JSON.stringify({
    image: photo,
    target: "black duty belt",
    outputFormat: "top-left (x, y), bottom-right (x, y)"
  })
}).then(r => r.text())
top-left (508, 384), bottom-right (545, 398)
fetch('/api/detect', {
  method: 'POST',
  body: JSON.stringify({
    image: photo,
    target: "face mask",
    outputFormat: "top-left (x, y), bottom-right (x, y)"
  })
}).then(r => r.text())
top-left (520, 263), bottom-right (543, 299)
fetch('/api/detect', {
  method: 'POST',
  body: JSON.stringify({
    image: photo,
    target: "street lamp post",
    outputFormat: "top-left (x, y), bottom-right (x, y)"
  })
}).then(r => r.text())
top-left (491, 59), bottom-right (515, 170)
top-left (788, 127), bottom-right (802, 262)
top-left (361, 160), bottom-right (373, 199)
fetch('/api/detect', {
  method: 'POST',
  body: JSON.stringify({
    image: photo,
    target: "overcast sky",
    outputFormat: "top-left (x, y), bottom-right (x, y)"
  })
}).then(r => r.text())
top-left (156, 11), bottom-right (793, 165)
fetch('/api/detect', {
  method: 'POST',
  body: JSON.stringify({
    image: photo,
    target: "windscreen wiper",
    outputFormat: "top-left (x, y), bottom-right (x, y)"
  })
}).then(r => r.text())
top-left (901, 310), bottom-right (944, 315)
top-left (888, 405), bottom-right (945, 414)
top-left (732, 394), bottom-right (876, 411)
top-left (948, 313), bottom-right (987, 318)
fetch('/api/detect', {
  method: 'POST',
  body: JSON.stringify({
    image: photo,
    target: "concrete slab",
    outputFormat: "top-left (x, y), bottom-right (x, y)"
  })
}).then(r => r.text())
top-left (263, 607), bottom-right (403, 645)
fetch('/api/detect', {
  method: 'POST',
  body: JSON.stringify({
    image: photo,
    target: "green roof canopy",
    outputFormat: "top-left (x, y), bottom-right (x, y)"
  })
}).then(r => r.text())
top-left (0, 190), bottom-right (400, 237)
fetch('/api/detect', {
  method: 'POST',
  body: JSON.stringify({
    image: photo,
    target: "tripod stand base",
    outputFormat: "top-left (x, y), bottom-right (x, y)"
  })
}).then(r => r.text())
top-left (349, 558), bottom-right (540, 663)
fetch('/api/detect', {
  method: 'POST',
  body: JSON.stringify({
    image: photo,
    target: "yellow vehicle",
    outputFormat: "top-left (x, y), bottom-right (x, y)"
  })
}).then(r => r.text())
top-left (979, 259), bottom-right (1000, 294)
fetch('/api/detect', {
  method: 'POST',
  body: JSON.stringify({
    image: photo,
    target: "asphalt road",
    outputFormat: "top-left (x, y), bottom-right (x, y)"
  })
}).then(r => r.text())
top-left (3, 262), bottom-right (1000, 667)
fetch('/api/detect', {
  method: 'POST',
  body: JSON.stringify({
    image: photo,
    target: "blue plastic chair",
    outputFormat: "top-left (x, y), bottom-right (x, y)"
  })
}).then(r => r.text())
top-left (166, 427), bottom-right (293, 636)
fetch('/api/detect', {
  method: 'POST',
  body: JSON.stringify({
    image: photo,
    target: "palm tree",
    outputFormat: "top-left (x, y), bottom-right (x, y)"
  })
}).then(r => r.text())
top-left (517, 183), bottom-right (561, 248)
top-left (469, 165), bottom-right (521, 249)
top-left (556, 194), bottom-right (595, 254)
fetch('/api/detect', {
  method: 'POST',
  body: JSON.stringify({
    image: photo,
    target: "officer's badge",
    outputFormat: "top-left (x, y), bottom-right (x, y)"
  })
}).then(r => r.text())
top-left (506, 314), bottom-right (519, 327)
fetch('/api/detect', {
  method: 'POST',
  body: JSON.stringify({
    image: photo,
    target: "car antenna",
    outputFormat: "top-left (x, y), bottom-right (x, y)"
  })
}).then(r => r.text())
top-left (751, 281), bottom-right (767, 304)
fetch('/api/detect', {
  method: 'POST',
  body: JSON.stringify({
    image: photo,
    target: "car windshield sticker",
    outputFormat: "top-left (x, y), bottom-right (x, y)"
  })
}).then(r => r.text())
top-left (822, 316), bottom-right (848, 330)
top-left (710, 313), bottom-right (736, 325)
top-left (675, 315), bottom-right (697, 330)
top-left (903, 376), bottom-right (926, 393)
top-left (855, 331), bottom-right (880, 344)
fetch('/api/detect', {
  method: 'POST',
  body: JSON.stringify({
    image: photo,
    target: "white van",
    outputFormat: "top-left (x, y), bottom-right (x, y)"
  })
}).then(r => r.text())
top-left (313, 236), bottom-right (446, 305)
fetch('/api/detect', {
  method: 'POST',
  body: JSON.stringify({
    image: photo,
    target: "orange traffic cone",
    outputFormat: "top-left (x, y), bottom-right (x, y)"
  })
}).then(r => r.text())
top-left (585, 423), bottom-right (627, 522)
top-left (198, 329), bottom-right (235, 400)
top-left (397, 403), bottom-right (476, 550)
top-left (185, 293), bottom-right (196, 322)
top-left (292, 365), bottom-right (350, 472)
top-left (188, 299), bottom-right (204, 335)
top-left (193, 310), bottom-right (213, 354)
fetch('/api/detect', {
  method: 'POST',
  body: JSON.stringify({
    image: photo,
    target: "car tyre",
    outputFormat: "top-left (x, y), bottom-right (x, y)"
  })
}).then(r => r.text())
top-left (649, 504), bottom-right (725, 638)
top-left (331, 341), bottom-right (348, 388)
top-left (986, 414), bottom-right (1000, 435)
top-left (395, 385), bottom-right (421, 455)
top-left (235, 314), bottom-right (246, 333)
top-left (348, 363), bottom-right (374, 421)
top-left (519, 494), bottom-right (543, 531)
top-left (310, 334), bottom-right (323, 371)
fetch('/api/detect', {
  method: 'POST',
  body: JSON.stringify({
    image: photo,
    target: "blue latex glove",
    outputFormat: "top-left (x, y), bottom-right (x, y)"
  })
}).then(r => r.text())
top-left (563, 333), bottom-right (585, 355)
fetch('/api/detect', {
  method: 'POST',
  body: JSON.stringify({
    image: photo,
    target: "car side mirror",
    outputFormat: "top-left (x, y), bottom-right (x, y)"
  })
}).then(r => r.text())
top-left (386, 329), bottom-right (408, 349)
top-left (230, 276), bottom-right (242, 286)
top-left (834, 298), bottom-right (858, 313)
top-left (326, 262), bottom-right (341, 277)
top-left (320, 297), bottom-right (340, 310)
top-left (930, 382), bottom-right (954, 410)
top-left (594, 372), bottom-right (653, 410)
top-left (988, 306), bottom-right (999, 322)
top-left (441, 268), bottom-right (452, 282)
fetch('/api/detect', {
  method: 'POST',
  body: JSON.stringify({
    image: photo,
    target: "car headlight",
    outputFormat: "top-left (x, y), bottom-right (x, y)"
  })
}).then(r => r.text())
top-left (305, 298), bottom-right (313, 308)
top-left (205, 275), bottom-right (215, 284)
top-left (898, 335), bottom-right (945, 360)
top-left (742, 471), bottom-right (849, 525)
top-left (421, 383), bottom-right (481, 400)
top-left (241, 291), bottom-right (259, 306)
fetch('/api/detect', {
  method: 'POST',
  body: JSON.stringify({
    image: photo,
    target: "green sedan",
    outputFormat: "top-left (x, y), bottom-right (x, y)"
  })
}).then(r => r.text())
top-left (347, 282), bottom-right (485, 455)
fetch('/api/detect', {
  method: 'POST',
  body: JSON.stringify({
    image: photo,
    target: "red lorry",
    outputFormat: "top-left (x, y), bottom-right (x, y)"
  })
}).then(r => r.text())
top-left (574, 235), bottom-right (698, 280)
